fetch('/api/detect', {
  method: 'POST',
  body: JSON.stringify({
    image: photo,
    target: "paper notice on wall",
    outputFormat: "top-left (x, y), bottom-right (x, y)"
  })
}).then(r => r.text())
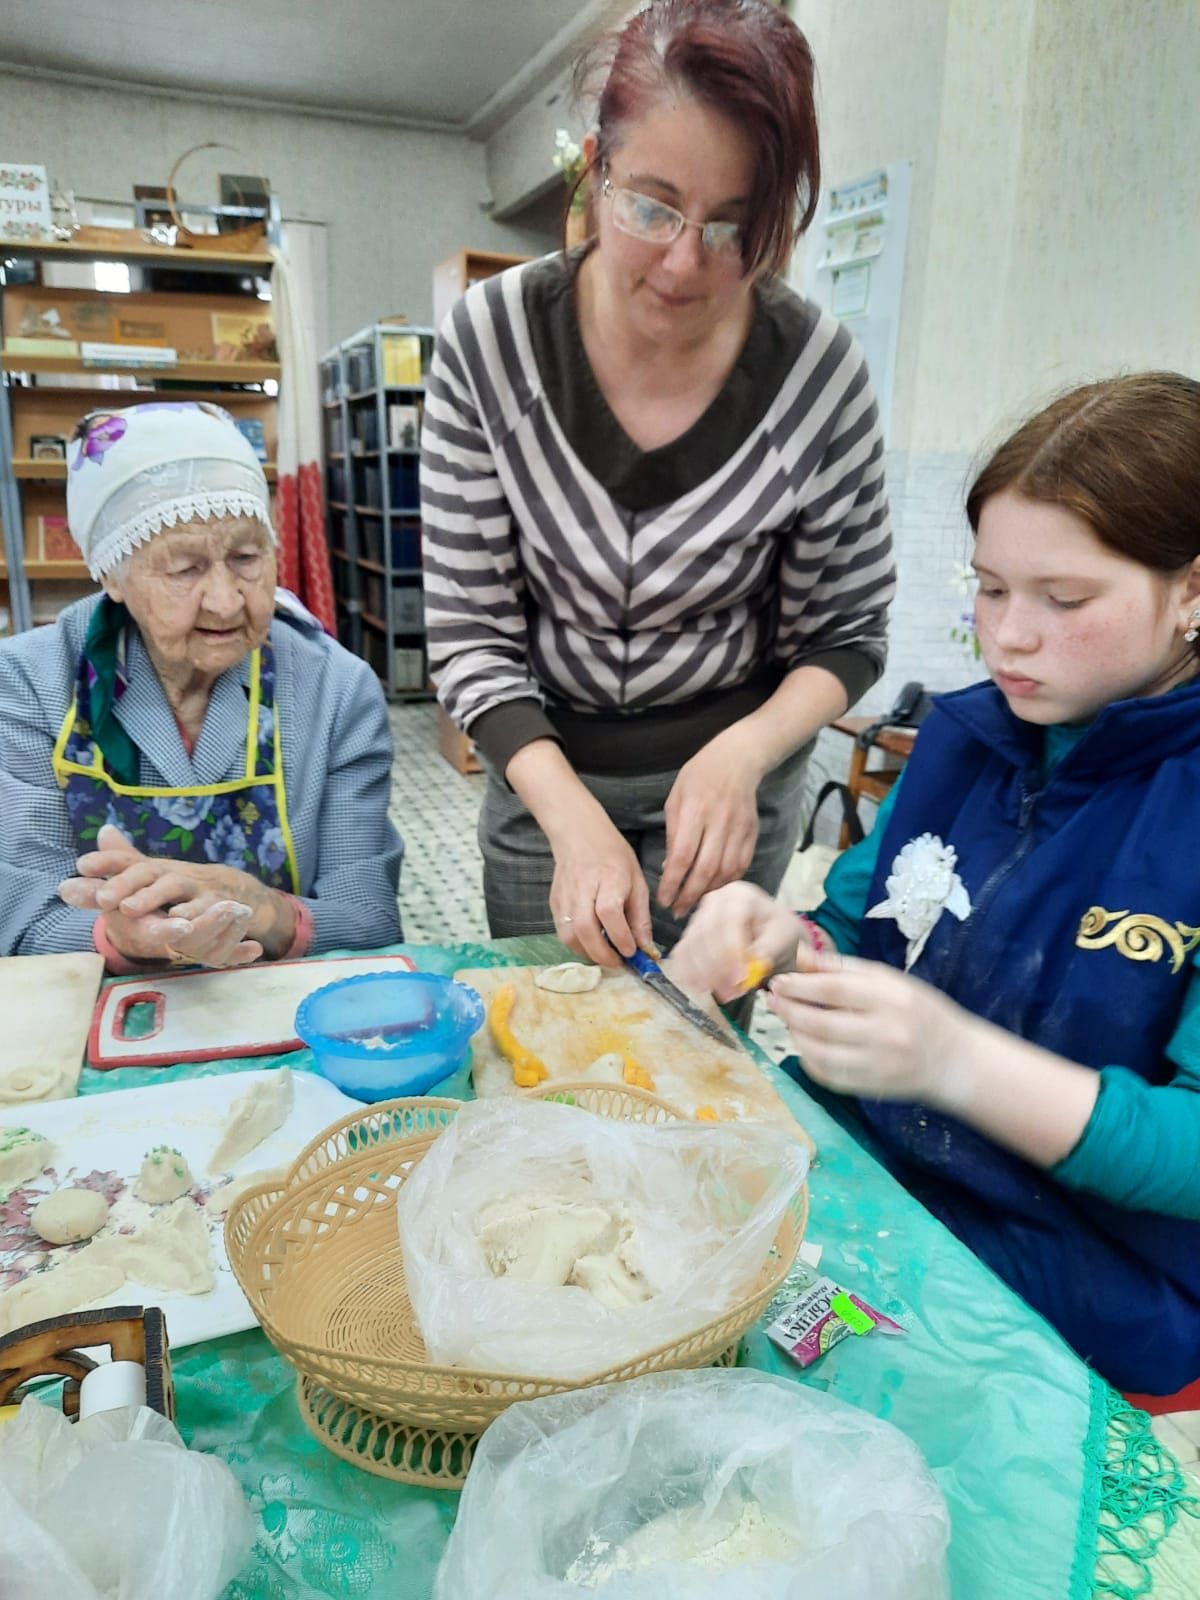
top-left (832, 262), bottom-right (871, 319)
top-left (0, 162), bottom-right (52, 242)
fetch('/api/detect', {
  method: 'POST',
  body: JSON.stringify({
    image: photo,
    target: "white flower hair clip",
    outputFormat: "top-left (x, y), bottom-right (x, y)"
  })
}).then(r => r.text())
top-left (865, 832), bottom-right (971, 969)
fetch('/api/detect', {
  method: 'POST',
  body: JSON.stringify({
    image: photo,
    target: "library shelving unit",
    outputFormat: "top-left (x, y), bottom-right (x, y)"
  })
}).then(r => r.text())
top-left (0, 231), bottom-right (280, 635)
top-left (320, 323), bottom-right (435, 699)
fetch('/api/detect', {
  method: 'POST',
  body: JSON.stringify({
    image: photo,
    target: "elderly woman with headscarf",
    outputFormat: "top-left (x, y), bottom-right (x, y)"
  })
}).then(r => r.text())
top-left (0, 401), bottom-right (403, 970)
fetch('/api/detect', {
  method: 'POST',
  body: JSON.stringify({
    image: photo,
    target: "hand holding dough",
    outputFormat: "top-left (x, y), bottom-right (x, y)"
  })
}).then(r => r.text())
top-left (209, 1068), bottom-right (293, 1173)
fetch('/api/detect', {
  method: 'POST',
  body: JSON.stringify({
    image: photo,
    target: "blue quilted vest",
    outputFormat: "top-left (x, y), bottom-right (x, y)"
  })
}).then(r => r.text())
top-left (856, 678), bottom-right (1200, 1390)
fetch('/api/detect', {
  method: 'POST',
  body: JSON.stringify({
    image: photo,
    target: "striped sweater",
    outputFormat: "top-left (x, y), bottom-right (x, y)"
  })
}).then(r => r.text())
top-left (421, 252), bottom-right (895, 774)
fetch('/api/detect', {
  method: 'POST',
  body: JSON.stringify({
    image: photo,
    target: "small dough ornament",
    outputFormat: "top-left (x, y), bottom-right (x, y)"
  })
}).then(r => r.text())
top-left (534, 963), bottom-right (603, 995)
top-left (134, 1145), bottom-right (194, 1204)
top-left (31, 1186), bottom-right (109, 1245)
top-left (209, 1068), bottom-right (294, 1173)
top-left (0, 1126), bottom-right (53, 1189)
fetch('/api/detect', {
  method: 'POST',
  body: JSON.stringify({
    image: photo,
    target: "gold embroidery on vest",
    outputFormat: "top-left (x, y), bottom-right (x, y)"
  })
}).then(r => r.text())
top-left (1075, 907), bottom-right (1200, 975)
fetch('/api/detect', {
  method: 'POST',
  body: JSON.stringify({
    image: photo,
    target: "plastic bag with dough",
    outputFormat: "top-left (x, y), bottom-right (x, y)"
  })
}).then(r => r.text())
top-left (475, 1195), bottom-right (619, 1286)
top-left (533, 963), bottom-right (603, 994)
top-left (209, 1068), bottom-right (293, 1173)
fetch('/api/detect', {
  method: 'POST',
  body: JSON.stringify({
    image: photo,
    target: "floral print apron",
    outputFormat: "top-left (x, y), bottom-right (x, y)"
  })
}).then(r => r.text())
top-left (52, 636), bottom-right (301, 894)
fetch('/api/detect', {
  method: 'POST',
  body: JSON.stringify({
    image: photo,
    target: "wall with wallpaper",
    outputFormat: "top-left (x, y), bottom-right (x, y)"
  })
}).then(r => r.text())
top-left (0, 71), bottom-right (554, 344)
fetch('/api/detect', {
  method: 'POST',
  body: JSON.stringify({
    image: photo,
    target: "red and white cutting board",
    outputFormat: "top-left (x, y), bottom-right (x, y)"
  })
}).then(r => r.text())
top-left (89, 953), bottom-right (416, 1068)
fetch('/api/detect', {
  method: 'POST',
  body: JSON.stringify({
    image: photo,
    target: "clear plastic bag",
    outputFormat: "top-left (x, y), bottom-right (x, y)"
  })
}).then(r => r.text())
top-left (0, 1398), bottom-right (253, 1600)
top-left (436, 1368), bottom-right (951, 1599)
top-left (397, 1098), bottom-right (810, 1380)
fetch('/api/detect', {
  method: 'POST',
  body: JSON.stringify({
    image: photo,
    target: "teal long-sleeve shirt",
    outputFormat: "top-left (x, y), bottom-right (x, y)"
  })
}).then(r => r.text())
top-left (809, 728), bottom-right (1200, 1221)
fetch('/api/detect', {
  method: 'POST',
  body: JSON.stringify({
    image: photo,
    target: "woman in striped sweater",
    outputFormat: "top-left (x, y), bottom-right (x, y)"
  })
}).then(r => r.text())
top-left (422, 0), bottom-right (895, 969)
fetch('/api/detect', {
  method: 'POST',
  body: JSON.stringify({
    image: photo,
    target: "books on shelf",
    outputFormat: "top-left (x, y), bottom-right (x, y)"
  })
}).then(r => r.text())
top-left (382, 335), bottom-right (422, 386)
top-left (80, 342), bottom-right (177, 369)
top-left (233, 416), bottom-right (269, 462)
top-left (5, 335), bottom-right (81, 358)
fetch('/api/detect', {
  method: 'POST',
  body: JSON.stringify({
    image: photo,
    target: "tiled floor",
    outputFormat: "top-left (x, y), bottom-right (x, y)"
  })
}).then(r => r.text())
top-left (388, 700), bottom-right (1200, 1463)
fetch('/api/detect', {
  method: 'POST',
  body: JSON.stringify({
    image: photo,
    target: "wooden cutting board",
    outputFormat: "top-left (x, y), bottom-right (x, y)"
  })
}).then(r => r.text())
top-left (0, 951), bottom-right (105, 1105)
top-left (456, 965), bottom-right (811, 1138)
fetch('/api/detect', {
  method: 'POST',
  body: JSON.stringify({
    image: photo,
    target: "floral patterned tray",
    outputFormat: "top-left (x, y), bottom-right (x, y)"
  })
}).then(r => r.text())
top-left (0, 1069), bottom-right (357, 1348)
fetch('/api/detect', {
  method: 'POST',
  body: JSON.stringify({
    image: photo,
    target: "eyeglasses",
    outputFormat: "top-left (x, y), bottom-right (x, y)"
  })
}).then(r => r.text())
top-left (601, 167), bottom-right (743, 259)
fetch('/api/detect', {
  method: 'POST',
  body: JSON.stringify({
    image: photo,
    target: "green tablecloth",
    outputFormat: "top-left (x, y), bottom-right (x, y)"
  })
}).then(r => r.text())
top-left (78, 940), bottom-right (1199, 1599)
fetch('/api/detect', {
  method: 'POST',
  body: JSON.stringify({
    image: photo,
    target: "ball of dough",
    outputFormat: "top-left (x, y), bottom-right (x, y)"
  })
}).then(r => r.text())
top-left (0, 1126), bottom-right (53, 1188)
top-left (31, 1186), bottom-right (109, 1246)
top-left (134, 1146), bottom-right (194, 1204)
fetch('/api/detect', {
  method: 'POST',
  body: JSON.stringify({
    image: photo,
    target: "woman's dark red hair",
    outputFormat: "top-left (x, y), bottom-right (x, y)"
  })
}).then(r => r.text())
top-left (572, 0), bottom-right (820, 274)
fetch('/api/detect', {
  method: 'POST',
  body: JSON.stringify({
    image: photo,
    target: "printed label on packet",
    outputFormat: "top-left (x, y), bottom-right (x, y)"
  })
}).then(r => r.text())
top-left (766, 1275), bottom-right (905, 1368)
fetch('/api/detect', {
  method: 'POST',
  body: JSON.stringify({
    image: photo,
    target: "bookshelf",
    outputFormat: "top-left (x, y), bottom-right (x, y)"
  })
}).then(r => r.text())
top-left (320, 323), bottom-right (435, 700)
top-left (0, 233), bottom-right (279, 635)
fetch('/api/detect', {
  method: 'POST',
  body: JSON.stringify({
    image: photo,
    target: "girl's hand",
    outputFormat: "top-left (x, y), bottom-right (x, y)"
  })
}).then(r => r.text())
top-left (665, 883), bottom-right (808, 1003)
top-left (658, 727), bottom-right (765, 917)
top-left (767, 945), bottom-right (974, 1106)
top-left (549, 812), bottom-right (655, 968)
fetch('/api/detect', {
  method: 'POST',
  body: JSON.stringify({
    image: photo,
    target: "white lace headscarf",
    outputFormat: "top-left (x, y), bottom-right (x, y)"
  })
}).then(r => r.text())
top-left (66, 401), bottom-right (274, 581)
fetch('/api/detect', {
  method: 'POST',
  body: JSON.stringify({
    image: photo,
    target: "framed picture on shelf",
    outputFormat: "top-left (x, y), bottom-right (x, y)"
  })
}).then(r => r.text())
top-left (0, 163), bottom-right (53, 243)
top-left (211, 310), bottom-right (278, 364)
top-left (387, 403), bottom-right (421, 451)
top-left (29, 434), bottom-right (68, 462)
top-left (38, 515), bottom-right (79, 562)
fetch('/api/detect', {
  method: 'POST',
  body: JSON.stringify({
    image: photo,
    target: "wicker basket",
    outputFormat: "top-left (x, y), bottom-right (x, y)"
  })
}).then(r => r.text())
top-left (225, 1085), bottom-right (808, 1486)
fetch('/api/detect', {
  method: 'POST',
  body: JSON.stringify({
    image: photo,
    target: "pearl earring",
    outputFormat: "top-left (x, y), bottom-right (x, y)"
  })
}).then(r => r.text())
top-left (1185, 608), bottom-right (1200, 644)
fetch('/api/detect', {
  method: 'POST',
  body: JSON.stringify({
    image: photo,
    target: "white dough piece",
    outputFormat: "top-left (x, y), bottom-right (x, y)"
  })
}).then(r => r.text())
top-left (0, 1251), bottom-right (126, 1336)
top-left (476, 1194), bottom-right (619, 1286)
top-left (206, 1163), bottom-right (290, 1219)
top-left (31, 1187), bottom-right (109, 1245)
top-left (534, 963), bottom-right (603, 995)
top-left (209, 1067), bottom-right (293, 1173)
top-left (581, 1053), bottom-right (626, 1084)
top-left (0, 1126), bottom-right (53, 1189)
top-left (569, 1249), bottom-right (651, 1310)
top-left (0, 1065), bottom-right (63, 1106)
top-left (106, 1198), bottom-right (215, 1295)
top-left (134, 1145), bottom-right (194, 1203)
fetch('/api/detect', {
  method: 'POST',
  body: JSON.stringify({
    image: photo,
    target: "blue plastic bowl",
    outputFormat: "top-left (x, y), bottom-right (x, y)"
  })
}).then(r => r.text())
top-left (295, 971), bottom-right (485, 1102)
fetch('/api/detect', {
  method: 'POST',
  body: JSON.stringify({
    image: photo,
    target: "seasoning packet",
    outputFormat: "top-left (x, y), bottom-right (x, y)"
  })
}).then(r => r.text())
top-left (766, 1274), bottom-right (905, 1368)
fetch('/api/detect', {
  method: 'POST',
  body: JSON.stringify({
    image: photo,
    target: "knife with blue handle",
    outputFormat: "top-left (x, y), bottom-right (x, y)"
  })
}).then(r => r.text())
top-left (611, 941), bottom-right (732, 1045)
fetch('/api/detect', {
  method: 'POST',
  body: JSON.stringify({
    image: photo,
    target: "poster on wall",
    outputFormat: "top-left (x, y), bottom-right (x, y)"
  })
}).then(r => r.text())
top-left (800, 161), bottom-right (913, 444)
top-left (0, 163), bottom-right (53, 243)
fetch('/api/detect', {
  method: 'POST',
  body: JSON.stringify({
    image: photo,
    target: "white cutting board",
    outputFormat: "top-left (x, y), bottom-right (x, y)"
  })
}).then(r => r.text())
top-left (0, 951), bottom-right (105, 1106)
top-left (0, 1069), bottom-right (359, 1348)
top-left (89, 953), bottom-right (416, 1067)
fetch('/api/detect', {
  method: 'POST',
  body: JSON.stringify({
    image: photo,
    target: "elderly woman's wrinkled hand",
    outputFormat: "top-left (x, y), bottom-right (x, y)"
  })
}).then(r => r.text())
top-left (61, 824), bottom-right (296, 960)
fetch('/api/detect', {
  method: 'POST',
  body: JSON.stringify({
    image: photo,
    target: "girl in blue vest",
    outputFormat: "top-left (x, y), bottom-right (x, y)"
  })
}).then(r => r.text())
top-left (670, 372), bottom-right (1200, 1394)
